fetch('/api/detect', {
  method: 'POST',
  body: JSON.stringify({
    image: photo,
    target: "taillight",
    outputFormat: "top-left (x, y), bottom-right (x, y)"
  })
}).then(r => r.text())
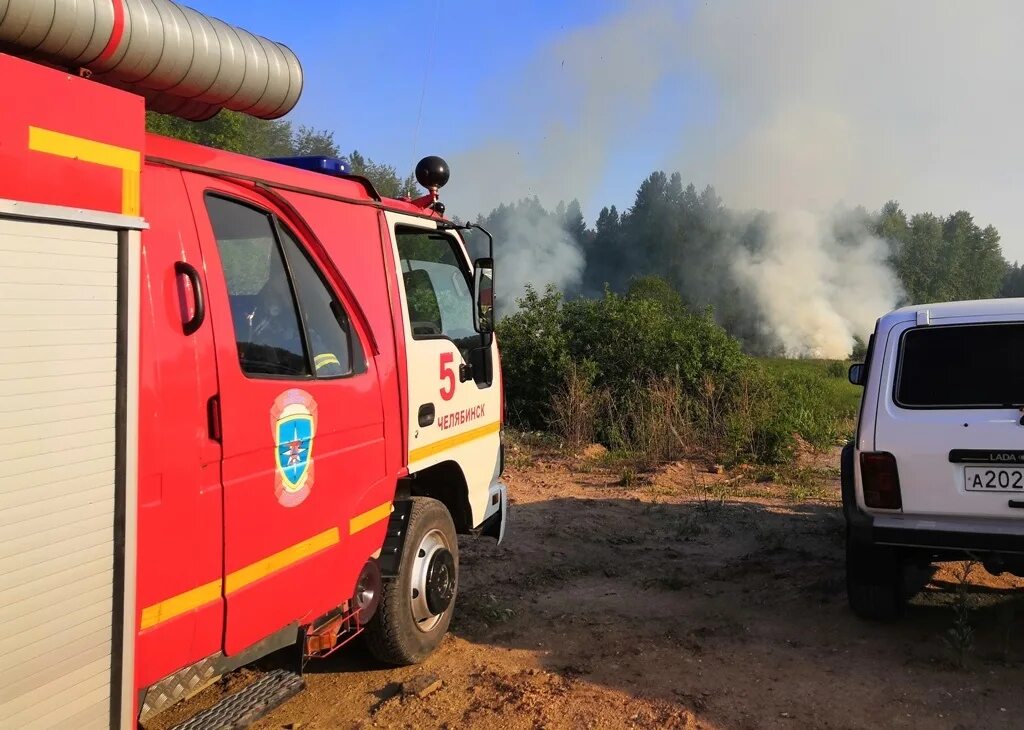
top-left (860, 452), bottom-right (902, 509)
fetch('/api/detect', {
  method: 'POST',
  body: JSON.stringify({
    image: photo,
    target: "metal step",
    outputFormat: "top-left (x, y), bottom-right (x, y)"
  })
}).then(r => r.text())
top-left (170, 669), bottom-right (304, 730)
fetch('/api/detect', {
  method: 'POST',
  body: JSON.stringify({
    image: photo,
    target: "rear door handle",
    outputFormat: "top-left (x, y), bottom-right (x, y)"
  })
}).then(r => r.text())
top-left (418, 403), bottom-right (435, 427)
top-left (207, 395), bottom-right (222, 443)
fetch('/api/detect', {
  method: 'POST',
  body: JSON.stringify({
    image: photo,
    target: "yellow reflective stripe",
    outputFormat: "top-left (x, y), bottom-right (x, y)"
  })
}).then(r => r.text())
top-left (409, 420), bottom-right (500, 463)
top-left (121, 167), bottom-right (140, 217)
top-left (140, 527), bottom-right (340, 630)
top-left (349, 502), bottom-right (392, 535)
top-left (225, 527), bottom-right (340, 594)
top-left (138, 502), bottom-right (406, 629)
top-left (28, 126), bottom-right (141, 215)
top-left (139, 579), bottom-right (222, 631)
top-left (29, 127), bottom-right (140, 170)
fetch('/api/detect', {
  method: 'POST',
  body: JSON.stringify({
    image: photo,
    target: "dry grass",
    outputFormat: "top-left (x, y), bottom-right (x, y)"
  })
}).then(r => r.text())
top-left (550, 364), bottom-right (605, 449)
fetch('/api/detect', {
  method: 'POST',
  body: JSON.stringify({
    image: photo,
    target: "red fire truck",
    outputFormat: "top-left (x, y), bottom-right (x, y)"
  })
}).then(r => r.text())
top-left (0, 2), bottom-right (506, 727)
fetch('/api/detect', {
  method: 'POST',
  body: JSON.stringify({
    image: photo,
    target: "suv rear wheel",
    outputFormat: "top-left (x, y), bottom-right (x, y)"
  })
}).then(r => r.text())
top-left (846, 530), bottom-right (904, 621)
top-left (364, 497), bottom-right (458, 665)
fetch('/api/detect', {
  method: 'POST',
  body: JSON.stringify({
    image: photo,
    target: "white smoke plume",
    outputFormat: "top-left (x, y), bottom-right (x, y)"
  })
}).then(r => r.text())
top-left (442, 0), bottom-right (1021, 354)
top-left (733, 211), bottom-right (903, 358)
top-left (494, 212), bottom-right (585, 310)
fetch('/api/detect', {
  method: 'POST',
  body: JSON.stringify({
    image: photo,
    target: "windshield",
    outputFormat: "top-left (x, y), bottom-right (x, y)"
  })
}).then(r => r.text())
top-left (396, 227), bottom-right (477, 356)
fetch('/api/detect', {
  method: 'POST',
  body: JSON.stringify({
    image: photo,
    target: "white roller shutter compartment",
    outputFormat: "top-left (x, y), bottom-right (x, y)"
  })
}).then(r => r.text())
top-left (0, 217), bottom-right (122, 729)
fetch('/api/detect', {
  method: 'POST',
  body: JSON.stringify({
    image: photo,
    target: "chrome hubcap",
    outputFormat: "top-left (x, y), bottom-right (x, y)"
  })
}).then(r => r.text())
top-left (410, 528), bottom-right (454, 632)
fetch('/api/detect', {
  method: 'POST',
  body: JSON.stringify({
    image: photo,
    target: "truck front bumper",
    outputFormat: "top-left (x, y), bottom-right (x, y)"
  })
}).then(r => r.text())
top-left (479, 481), bottom-right (508, 545)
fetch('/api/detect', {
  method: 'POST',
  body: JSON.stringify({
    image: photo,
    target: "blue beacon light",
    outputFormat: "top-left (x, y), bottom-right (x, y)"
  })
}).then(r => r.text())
top-left (265, 156), bottom-right (352, 177)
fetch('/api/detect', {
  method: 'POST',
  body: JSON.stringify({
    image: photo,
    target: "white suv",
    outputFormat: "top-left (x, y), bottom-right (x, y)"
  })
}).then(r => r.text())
top-left (844, 299), bottom-right (1024, 619)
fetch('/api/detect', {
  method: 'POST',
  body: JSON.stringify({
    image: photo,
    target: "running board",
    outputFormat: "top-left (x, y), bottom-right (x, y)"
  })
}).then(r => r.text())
top-left (141, 623), bottom-right (299, 724)
top-left (170, 670), bottom-right (304, 730)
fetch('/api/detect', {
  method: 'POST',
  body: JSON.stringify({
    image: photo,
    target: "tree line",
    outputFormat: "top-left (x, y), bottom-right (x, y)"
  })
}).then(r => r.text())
top-left (147, 112), bottom-right (1020, 354)
top-left (145, 110), bottom-right (421, 199)
top-left (472, 172), bottom-right (1015, 354)
top-left (562, 172), bottom-right (1011, 308)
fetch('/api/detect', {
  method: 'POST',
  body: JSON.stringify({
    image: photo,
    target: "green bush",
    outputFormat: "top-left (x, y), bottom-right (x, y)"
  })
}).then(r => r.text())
top-left (497, 282), bottom-right (746, 430)
top-left (495, 285), bottom-right (572, 428)
top-left (755, 359), bottom-right (862, 451)
top-left (496, 279), bottom-right (862, 466)
top-left (563, 288), bottom-right (746, 398)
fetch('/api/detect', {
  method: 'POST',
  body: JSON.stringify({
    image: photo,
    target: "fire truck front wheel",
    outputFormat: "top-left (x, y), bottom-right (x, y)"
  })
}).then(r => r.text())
top-left (365, 497), bottom-right (458, 665)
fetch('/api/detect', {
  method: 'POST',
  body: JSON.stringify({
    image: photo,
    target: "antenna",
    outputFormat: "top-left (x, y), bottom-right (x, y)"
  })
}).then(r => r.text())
top-left (412, 0), bottom-right (443, 163)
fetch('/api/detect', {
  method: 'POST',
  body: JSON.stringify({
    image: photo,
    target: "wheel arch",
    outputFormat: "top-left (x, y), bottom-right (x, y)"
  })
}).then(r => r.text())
top-left (403, 460), bottom-right (473, 534)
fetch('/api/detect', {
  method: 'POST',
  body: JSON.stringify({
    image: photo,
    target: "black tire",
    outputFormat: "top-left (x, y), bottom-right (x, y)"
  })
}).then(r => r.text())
top-left (846, 530), bottom-right (904, 621)
top-left (364, 497), bottom-right (458, 665)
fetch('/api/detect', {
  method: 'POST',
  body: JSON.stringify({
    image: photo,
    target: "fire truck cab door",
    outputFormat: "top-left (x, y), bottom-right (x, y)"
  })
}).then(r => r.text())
top-left (384, 213), bottom-right (501, 526)
top-left (185, 175), bottom-right (386, 655)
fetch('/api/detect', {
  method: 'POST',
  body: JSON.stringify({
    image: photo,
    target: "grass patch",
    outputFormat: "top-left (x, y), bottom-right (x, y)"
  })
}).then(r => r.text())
top-left (786, 481), bottom-right (833, 502)
top-left (644, 482), bottom-right (682, 498)
top-left (758, 358), bottom-right (861, 449)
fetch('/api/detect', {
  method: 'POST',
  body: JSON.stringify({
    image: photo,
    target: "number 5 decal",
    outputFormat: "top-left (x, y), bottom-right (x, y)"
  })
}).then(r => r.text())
top-left (440, 352), bottom-right (456, 401)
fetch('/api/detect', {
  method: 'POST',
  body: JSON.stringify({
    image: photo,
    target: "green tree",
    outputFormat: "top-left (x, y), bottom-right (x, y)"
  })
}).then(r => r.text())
top-left (905, 212), bottom-right (946, 302)
top-left (1002, 262), bottom-right (1024, 297)
top-left (626, 275), bottom-right (687, 318)
top-left (291, 127), bottom-right (340, 157)
top-left (346, 150), bottom-right (422, 199)
top-left (960, 221), bottom-right (1006, 300)
top-left (563, 199), bottom-right (587, 243)
top-left (494, 285), bottom-right (572, 428)
top-left (145, 110), bottom-right (294, 157)
top-left (581, 204), bottom-right (622, 296)
top-left (145, 111), bottom-right (421, 199)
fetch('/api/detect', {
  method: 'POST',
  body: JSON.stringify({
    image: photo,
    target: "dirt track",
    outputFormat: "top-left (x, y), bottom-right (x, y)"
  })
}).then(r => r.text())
top-left (180, 445), bottom-right (1024, 729)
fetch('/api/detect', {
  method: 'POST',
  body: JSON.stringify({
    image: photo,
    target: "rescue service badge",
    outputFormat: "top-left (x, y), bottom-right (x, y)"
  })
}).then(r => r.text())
top-left (270, 389), bottom-right (318, 507)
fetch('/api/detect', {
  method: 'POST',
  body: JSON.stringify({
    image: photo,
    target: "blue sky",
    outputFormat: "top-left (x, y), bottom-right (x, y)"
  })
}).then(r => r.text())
top-left (184, 1), bottom-right (1024, 263)
top-left (185, 0), bottom-right (701, 223)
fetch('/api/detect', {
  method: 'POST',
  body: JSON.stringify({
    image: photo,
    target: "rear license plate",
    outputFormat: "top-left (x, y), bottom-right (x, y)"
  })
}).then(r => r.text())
top-left (965, 466), bottom-right (1024, 491)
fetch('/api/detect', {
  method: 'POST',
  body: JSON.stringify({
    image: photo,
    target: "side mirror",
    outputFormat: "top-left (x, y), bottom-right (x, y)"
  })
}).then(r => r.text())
top-left (848, 363), bottom-right (865, 386)
top-left (473, 257), bottom-right (494, 335)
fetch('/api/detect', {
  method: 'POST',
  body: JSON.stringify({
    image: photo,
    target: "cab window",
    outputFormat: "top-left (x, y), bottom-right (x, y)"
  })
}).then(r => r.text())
top-left (205, 194), bottom-right (363, 379)
top-left (278, 225), bottom-right (364, 377)
top-left (396, 227), bottom-right (475, 356)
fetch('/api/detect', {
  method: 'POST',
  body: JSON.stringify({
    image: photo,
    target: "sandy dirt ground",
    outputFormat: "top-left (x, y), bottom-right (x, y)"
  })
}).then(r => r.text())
top-left (165, 444), bottom-right (1024, 729)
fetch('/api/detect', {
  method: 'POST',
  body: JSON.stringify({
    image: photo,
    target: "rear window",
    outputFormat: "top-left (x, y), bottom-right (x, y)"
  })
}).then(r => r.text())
top-left (896, 323), bottom-right (1024, 408)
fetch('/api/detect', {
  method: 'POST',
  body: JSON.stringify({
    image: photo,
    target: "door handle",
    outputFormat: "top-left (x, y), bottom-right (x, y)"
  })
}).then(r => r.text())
top-left (418, 403), bottom-right (435, 427)
top-left (175, 261), bottom-right (206, 335)
top-left (207, 395), bottom-right (222, 443)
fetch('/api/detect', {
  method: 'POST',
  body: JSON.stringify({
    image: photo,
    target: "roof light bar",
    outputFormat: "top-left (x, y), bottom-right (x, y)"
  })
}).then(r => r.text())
top-left (266, 156), bottom-right (351, 177)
